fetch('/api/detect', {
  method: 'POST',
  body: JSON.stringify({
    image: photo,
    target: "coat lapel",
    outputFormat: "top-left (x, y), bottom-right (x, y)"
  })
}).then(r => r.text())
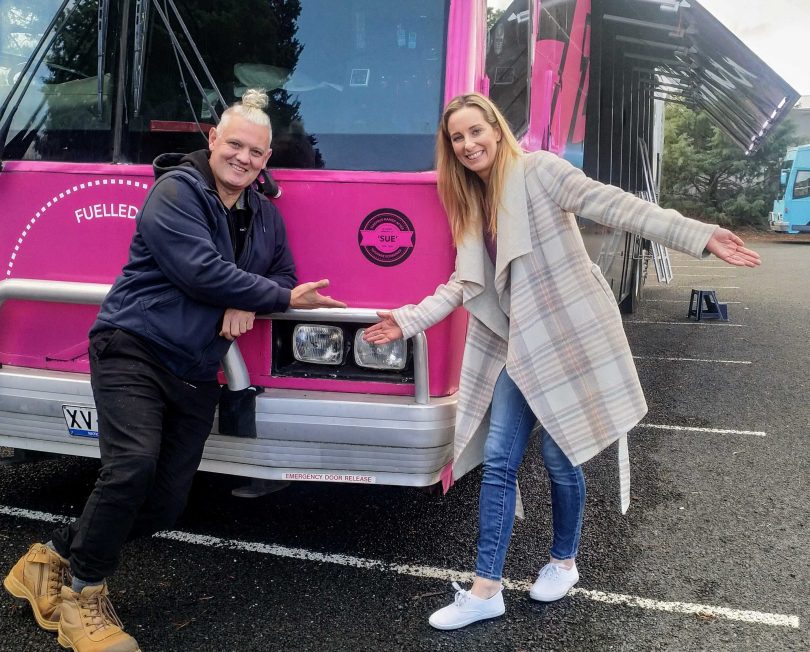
top-left (455, 230), bottom-right (486, 291)
top-left (494, 156), bottom-right (533, 309)
top-left (456, 223), bottom-right (509, 340)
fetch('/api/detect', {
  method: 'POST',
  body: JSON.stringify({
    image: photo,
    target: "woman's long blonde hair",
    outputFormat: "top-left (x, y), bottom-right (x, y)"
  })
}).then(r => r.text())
top-left (436, 93), bottom-right (522, 245)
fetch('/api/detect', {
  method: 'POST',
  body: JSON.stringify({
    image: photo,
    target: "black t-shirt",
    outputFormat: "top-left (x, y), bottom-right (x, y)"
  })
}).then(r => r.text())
top-left (229, 193), bottom-right (250, 260)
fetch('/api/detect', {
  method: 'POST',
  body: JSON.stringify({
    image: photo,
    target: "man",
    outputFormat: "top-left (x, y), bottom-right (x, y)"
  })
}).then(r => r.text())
top-left (3, 89), bottom-right (344, 652)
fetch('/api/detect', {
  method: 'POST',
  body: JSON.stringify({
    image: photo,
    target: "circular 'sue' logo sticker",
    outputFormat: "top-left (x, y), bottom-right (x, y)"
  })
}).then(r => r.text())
top-left (358, 208), bottom-right (415, 267)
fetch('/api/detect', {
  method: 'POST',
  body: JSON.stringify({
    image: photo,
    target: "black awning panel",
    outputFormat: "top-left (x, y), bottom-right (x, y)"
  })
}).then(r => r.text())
top-left (603, 0), bottom-right (799, 152)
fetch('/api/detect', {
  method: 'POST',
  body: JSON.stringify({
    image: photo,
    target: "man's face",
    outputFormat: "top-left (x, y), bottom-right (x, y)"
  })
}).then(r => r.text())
top-left (208, 115), bottom-right (271, 196)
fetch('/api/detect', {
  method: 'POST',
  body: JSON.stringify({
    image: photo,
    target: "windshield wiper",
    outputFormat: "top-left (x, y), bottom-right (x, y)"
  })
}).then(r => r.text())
top-left (133, 0), bottom-right (150, 116)
top-left (97, 0), bottom-right (110, 116)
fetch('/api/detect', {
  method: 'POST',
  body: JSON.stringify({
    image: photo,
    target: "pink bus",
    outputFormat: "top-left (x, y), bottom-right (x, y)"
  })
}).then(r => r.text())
top-left (0, 0), bottom-right (796, 487)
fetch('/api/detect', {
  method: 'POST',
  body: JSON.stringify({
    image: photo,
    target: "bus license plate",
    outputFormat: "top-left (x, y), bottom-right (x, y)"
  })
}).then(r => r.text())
top-left (62, 405), bottom-right (99, 439)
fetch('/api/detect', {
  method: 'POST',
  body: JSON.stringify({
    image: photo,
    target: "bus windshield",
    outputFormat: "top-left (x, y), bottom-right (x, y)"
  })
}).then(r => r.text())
top-left (0, 0), bottom-right (64, 102)
top-left (0, 0), bottom-right (117, 162)
top-left (1, 0), bottom-right (449, 171)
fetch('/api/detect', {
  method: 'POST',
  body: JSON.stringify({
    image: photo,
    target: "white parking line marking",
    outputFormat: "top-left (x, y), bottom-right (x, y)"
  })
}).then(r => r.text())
top-left (643, 299), bottom-right (742, 304)
top-left (639, 424), bottom-right (767, 436)
top-left (633, 356), bottom-right (752, 364)
top-left (0, 505), bottom-right (798, 628)
top-left (0, 505), bottom-right (68, 524)
top-left (627, 321), bottom-right (746, 327)
top-left (555, 589), bottom-right (799, 628)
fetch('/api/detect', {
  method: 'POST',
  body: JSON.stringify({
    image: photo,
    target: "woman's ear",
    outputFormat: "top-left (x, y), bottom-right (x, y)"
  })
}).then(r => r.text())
top-left (495, 126), bottom-right (502, 143)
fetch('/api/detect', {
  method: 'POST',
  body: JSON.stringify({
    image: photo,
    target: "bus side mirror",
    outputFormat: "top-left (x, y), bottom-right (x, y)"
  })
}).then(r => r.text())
top-left (780, 170), bottom-right (788, 186)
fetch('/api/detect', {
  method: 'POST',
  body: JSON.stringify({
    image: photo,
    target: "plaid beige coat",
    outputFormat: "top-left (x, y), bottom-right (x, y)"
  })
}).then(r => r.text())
top-left (393, 151), bottom-right (718, 508)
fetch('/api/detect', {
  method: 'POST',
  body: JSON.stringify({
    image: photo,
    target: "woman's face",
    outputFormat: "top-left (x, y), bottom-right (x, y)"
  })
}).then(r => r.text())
top-left (447, 106), bottom-right (502, 184)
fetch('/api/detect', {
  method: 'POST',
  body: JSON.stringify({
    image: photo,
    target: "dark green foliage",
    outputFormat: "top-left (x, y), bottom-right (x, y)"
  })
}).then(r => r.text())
top-left (660, 103), bottom-right (799, 227)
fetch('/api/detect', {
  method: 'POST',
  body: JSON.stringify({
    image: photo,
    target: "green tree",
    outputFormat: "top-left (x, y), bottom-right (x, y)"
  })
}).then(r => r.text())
top-left (487, 7), bottom-right (504, 30)
top-left (660, 103), bottom-right (798, 227)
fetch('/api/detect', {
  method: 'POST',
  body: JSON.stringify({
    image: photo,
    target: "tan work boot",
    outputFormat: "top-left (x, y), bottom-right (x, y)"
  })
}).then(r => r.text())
top-left (57, 583), bottom-right (141, 652)
top-left (3, 542), bottom-right (71, 631)
top-left (57, 584), bottom-right (141, 652)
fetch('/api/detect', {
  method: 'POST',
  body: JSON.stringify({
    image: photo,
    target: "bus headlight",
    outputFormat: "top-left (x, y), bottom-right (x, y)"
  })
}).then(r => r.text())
top-left (292, 324), bottom-right (344, 365)
top-left (353, 329), bottom-right (406, 370)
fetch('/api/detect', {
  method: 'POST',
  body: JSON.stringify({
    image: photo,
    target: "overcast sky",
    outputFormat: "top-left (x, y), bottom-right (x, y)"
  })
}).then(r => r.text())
top-left (699, 0), bottom-right (808, 95)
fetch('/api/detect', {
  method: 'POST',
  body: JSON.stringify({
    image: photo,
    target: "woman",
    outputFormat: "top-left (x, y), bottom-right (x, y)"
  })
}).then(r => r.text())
top-left (363, 93), bottom-right (759, 630)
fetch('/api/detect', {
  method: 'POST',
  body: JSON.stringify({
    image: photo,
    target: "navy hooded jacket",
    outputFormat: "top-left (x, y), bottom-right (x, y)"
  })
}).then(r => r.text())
top-left (91, 151), bottom-right (297, 381)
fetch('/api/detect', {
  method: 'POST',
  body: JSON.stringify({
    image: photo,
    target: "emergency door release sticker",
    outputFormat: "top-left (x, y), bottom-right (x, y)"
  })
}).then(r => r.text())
top-left (358, 208), bottom-right (415, 267)
top-left (282, 472), bottom-right (376, 484)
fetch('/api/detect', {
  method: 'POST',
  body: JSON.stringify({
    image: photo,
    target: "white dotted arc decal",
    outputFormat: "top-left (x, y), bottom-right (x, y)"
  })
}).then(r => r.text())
top-left (5, 178), bottom-right (149, 277)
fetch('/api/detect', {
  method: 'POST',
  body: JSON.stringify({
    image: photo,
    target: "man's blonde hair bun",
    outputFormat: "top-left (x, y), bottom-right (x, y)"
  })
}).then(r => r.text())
top-left (217, 88), bottom-right (272, 146)
top-left (241, 88), bottom-right (269, 111)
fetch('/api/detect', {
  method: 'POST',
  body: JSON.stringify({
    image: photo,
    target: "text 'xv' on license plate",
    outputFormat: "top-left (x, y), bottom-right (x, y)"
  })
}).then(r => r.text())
top-left (62, 405), bottom-right (99, 439)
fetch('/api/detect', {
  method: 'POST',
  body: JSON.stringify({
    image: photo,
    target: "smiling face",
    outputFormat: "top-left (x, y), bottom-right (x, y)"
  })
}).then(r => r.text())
top-left (446, 105), bottom-right (502, 184)
top-left (208, 115), bottom-right (272, 205)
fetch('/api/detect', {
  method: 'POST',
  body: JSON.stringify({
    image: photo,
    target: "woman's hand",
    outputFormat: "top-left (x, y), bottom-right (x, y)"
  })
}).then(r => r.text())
top-left (706, 228), bottom-right (761, 267)
top-left (220, 308), bottom-right (256, 341)
top-left (363, 311), bottom-right (403, 344)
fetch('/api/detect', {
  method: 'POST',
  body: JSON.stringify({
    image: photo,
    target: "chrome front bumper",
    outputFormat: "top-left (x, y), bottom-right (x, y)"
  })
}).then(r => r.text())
top-left (0, 366), bottom-right (456, 487)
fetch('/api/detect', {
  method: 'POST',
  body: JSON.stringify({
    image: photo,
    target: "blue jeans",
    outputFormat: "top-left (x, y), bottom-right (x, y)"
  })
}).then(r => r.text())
top-left (475, 368), bottom-right (586, 581)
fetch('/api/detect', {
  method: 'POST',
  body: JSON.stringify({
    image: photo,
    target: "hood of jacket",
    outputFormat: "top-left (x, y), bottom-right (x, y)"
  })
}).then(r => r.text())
top-left (153, 150), bottom-right (215, 187)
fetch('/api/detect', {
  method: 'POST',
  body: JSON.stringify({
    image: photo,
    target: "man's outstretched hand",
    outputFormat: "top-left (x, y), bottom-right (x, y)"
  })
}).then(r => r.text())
top-left (290, 279), bottom-right (347, 309)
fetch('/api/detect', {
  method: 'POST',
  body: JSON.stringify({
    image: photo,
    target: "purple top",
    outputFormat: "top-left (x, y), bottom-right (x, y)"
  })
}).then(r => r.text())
top-left (483, 222), bottom-right (497, 265)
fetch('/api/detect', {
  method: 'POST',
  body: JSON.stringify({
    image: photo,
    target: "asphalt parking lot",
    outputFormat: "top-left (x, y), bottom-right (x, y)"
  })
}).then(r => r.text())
top-left (1, 237), bottom-right (808, 652)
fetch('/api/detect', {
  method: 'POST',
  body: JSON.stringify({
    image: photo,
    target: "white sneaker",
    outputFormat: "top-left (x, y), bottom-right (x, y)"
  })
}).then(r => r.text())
top-left (428, 582), bottom-right (505, 630)
top-left (529, 562), bottom-right (579, 602)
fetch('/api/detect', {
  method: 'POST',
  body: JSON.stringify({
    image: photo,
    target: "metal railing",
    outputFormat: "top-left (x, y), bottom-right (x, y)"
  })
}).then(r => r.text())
top-left (0, 278), bottom-right (430, 405)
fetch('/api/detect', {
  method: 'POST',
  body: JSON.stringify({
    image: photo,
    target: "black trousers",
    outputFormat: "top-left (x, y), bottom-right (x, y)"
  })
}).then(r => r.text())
top-left (51, 329), bottom-right (221, 582)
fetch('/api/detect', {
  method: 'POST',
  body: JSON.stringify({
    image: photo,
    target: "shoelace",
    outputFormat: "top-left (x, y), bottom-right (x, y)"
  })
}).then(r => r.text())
top-left (47, 558), bottom-right (71, 597)
top-left (538, 564), bottom-right (562, 582)
top-left (79, 591), bottom-right (125, 635)
top-left (451, 581), bottom-right (470, 607)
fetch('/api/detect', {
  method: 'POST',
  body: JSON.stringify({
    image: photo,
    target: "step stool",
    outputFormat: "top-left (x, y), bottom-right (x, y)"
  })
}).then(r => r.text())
top-left (688, 289), bottom-right (728, 321)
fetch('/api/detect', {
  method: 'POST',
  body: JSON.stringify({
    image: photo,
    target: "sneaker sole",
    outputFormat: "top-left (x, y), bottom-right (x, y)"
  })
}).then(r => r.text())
top-left (57, 629), bottom-right (76, 650)
top-left (529, 582), bottom-right (577, 602)
top-left (3, 572), bottom-right (59, 632)
top-left (57, 627), bottom-right (142, 652)
top-left (428, 607), bottom-right (506, 630)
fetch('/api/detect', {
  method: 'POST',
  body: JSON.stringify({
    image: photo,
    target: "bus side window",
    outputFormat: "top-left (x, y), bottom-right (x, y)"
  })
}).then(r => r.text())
top-left (485, 0), bottom-right (531, 137)
top-left (793, 170), bottom-right (810, 200)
